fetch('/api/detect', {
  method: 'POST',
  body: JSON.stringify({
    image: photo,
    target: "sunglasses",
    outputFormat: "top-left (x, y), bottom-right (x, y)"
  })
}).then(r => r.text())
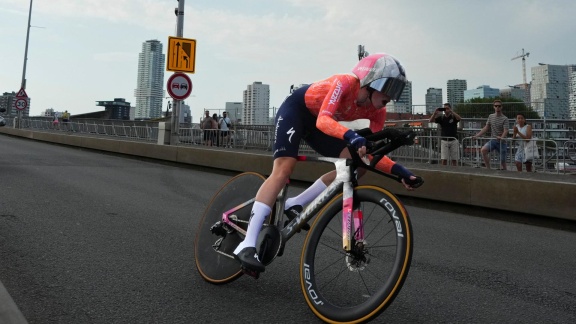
top-left (494, 105), bottom-right (502, 107)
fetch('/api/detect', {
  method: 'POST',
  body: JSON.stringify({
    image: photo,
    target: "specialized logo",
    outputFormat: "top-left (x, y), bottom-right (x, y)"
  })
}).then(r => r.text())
top-left (286, 127), bottom-right (295, 143)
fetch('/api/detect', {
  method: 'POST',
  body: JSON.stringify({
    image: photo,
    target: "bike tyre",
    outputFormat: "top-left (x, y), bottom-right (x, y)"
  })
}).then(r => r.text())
top-left (300, 186), bottom-right (413, 323)
top-left (194, 172), bottom-right (269, 284)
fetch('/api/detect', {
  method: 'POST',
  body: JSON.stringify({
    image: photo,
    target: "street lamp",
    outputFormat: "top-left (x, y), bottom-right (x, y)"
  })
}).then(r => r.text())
top-left (16, 0), bottom-right (33, 128)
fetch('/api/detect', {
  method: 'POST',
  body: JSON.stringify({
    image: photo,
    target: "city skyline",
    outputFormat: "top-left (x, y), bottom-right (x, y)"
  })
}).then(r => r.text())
top-left (1, 0), bottom-right (575, 119)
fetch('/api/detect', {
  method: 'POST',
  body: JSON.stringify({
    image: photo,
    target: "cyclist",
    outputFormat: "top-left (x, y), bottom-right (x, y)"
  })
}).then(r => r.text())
top-left (234, 53), bottom-right (423, 273)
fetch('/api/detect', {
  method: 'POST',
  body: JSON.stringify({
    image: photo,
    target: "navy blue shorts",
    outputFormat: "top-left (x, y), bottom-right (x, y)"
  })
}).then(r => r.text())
top-left (272, 85), bottom-right (347, 159)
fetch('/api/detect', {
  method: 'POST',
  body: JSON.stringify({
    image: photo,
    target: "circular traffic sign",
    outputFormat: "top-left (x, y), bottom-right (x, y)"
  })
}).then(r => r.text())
top-left (167, 73), bottom-right (192, 100)
top-left (15, 98), bottom-right (28, 111)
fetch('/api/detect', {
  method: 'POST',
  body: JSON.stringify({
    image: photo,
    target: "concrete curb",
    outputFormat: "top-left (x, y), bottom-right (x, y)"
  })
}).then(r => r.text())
top-left (0, 280), bottom-right (27, 324)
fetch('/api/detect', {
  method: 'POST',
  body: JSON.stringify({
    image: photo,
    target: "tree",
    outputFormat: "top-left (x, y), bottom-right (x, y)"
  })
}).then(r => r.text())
top-left (454, 97), bottom-right (539, 119)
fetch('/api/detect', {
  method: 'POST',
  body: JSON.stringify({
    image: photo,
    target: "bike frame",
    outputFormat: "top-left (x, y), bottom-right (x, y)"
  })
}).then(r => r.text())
top-left (219, 129), bottom-right (414, 254)
top-left (220, 154), bottom-right (370, 253)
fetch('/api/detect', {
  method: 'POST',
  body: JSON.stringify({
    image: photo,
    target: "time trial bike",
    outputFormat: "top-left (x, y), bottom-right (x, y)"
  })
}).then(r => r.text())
top-left (194, 128), bottom-right (422, 323)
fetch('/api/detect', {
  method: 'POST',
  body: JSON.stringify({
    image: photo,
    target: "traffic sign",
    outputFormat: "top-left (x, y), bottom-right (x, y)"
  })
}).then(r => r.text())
top-left (16, 87), bottom-right (28, 98)
top-left (14, 98), bottom-right (28, 111)
top-left (167, 73), bottom-right (192, 100)
top-left (166, 36), bottom-right (196, 73)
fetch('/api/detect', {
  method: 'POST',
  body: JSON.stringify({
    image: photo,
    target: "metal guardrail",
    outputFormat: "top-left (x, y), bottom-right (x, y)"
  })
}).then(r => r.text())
top-left (6, 117), bottom-right (159, 142)
top-left (460, 137), bottom-right (560, 172)
top-left (4, 117), bottom-right (573, 174)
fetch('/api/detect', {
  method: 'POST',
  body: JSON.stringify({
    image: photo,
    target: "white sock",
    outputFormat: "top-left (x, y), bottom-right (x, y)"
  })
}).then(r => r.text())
top-left (285, 178), bottom-right (327, 210)
top-left (233, 201), bottom-right (271, 255)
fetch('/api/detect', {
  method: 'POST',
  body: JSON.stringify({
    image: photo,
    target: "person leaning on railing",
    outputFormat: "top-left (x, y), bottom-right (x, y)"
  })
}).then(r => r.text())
top-left (472, 100), bottom-right (509, 170)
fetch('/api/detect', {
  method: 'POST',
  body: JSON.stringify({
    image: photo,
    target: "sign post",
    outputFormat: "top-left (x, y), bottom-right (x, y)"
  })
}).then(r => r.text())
top-left (168, 0), bottom-right (186, 145)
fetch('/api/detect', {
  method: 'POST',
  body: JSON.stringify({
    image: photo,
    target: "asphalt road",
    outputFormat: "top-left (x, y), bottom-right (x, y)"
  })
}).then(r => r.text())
top-left (1, 134), bottom-right (575, 323)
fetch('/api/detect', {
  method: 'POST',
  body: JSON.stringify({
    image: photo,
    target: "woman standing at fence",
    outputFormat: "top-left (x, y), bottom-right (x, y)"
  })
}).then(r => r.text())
top-left (52, 114), bottom-right (60, 129)
top-left (513, 113), bottom-right (534, 172)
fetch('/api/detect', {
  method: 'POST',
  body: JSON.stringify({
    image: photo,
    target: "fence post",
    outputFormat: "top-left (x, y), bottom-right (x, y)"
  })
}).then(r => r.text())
top-left (158, 122), bottom-right (171, 145)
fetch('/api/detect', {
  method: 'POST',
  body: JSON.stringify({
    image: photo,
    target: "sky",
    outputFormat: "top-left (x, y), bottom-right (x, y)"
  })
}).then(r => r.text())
top-left (1, 0), bottom-right (575, 120)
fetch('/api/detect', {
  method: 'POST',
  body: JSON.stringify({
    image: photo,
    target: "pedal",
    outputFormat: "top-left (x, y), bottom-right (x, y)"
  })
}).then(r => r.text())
top-left (209, 221), bottom-right (228, 237)
top-left (241, 267), bottom-right (260, 279)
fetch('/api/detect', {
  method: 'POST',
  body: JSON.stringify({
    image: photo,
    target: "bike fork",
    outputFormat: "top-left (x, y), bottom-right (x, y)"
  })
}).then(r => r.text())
top-left (342, 182), bottom-right (364, 251)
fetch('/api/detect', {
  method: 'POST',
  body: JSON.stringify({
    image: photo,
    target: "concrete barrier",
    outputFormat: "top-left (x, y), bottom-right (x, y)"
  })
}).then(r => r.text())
top-left (1, 127), bottom-right (574, 221)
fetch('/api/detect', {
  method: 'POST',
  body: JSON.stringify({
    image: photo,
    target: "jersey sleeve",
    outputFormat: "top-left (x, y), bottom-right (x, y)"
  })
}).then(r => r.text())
top-left (315, 76), bottom-right (353, 139)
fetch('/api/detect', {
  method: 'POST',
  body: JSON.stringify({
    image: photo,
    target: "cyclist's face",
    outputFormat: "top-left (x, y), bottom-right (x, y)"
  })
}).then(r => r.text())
top-left (370, 91), bottom-right (391, 109)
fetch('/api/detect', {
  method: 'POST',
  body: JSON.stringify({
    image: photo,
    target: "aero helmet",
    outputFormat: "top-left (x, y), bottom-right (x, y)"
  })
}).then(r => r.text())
top-left (352, 53), bottom-right (407, 101)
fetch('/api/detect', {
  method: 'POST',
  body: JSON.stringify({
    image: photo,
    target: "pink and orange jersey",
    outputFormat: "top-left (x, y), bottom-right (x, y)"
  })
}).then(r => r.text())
top-left (304, 74), bottom-right (386, 140)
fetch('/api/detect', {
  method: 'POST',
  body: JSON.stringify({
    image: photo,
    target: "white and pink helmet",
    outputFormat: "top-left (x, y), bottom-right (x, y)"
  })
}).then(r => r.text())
top-left (352, 53), bottom-right (407, 101)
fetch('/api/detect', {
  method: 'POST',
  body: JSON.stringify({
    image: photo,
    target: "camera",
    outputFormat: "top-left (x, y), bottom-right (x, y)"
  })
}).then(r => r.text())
top-left (438, 107), bottom-right (446, 111)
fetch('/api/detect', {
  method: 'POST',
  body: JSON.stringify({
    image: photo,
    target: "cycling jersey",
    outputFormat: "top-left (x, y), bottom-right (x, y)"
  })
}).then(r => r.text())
top-left (304, 74), bottom-right (386, 139)
top-left (273, 74), bottom-right (396, 174)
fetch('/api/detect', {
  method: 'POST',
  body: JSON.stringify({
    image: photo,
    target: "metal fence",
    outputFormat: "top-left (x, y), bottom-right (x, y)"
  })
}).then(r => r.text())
top-left (3, 117), bottom-right (575, 174)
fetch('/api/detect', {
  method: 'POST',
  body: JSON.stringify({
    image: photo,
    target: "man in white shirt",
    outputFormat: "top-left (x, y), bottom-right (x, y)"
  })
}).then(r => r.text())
top-left (219, 111), bottom-right (232, 148)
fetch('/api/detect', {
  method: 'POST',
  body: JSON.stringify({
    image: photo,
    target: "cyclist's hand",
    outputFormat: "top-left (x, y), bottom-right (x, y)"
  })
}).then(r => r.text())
top-left (344, 130), bottom-right (367, 151)
top-left (401, 176), bottom-right (424, 190)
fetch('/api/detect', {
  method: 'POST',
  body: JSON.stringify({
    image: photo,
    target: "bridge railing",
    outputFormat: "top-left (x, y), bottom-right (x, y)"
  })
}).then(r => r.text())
top-left (5, 117), bottom-right (573, 174)
top-left (460, 137), bottom-right (560, 172)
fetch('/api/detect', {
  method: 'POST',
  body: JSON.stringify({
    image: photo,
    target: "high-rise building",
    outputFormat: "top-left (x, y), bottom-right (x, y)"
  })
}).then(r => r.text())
top-left (447, 79), bottom-right (467, 106)
top-left (243, 82), bottom-right (270, 125)
top-left (134, 40), bottom-right (165, 119)
top-left (225, 102), bottom-right (243, 124)
top-left (389, 81), bottom-right (412, 114)
top-left (531, 64), bottom-right (570, 119)
top-left (425, 88), bottom-right (442, 114)
top-left (463, 85), bottom-right (500, 101)
top-left (567, 65), bottom-right (576, 120)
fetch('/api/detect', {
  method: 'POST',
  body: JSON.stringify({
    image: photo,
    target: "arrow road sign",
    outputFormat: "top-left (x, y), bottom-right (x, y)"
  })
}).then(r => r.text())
top-left (167, 36), bottom-right (196, 73)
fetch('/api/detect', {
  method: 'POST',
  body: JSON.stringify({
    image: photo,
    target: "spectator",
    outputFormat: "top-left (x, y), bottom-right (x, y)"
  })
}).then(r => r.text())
top-left (473, 100), bottom-right (509, 170)
top-left (512, 113), bottom-right (535, 172)
top-left (200, 110), bottom-right (216, 146)
top-left (429, 103), bottom-right (461, 166)
top-left (219, 111), bottom-right (232, 148)
top-left (52, 113), bottom-right (60, 129)
top-left (62, 110), bottom-right (70, 131)
top-left (212, 113), bottom-right (220, 146)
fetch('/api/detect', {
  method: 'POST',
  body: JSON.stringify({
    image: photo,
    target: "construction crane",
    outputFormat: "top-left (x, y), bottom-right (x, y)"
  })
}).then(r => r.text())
top-left (511, 48), bottom-right (530, 88)
top-left (358, 45), bottom-right (369, 61)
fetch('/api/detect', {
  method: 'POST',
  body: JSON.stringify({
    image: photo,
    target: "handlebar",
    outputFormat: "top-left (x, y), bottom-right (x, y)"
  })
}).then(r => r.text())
top-left (347, 128), bottom-right (423, 188)
top-left (357, 128), bottom-right (416, 166)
